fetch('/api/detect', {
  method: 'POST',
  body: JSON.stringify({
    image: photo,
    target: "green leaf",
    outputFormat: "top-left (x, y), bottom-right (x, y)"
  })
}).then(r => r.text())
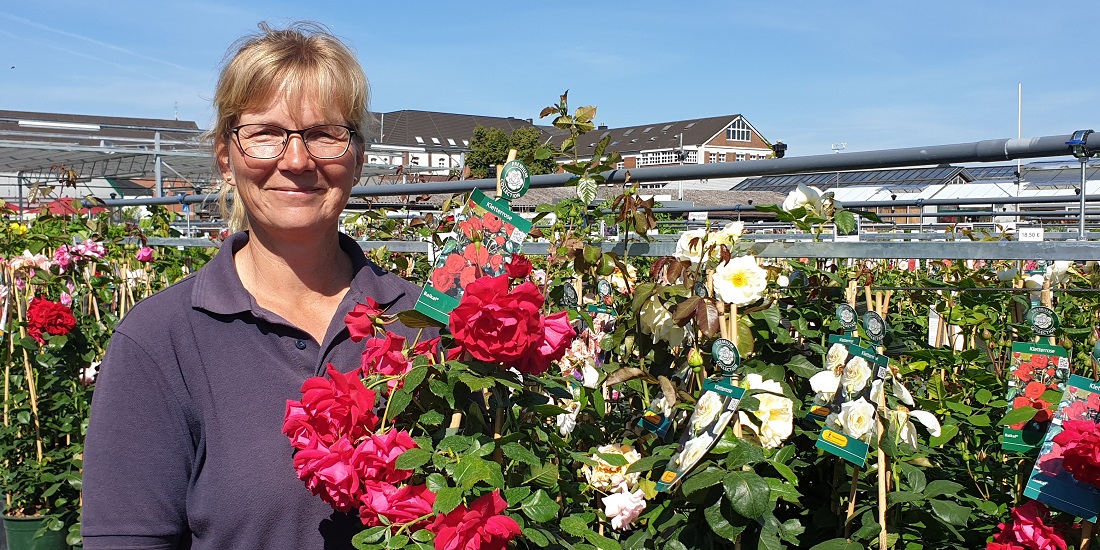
top-left (998, 406), bottom-right (1038, 427)
top-left (410, 529), bottom-right (434, 543)
top-left (561, 514), bottom-right (590, 536)
top-left (394, 448), bottom-right (431, 471)
top-left (502, 442), bottom-right (541, 466)
top-left (526, 462), bottom-right (560, 488)
top-left (786, 354), bottom-right (819, 379)
top-left (835, 210), bottom-right (857, 235)
top-left (704, 500), bottom-right (747, 542)
top-left (396, 309), bottom-right (445, 329)
top-left (626, 454), bottom-right (666, 474)
top-left (681, 466), bottom-right (726, 498)
top-left (584, 530), bottom-right (623, 550)
top-left (722, 470), bottom-right (772, 520)
top-left (433, 487), bottom-right (464, 514)
top-left (520, 489), bottom-right (561, 522)
top-left (353, 526), bottom-right (388, 547)
top-left (596, 452), bottom-right (629, 467)
top-left (975, 388), bottom-right (993, 404)
top-left (524, 527), bottom-right (551, 547)
top-left (724, 439), bottom-right (766, 469)
top-left (426, 473), bottom-right (449, 492)
top-left (765, 477), bottom-right (801, 505)
top-left (967, 414), bottom-right (991, 427)
top-left (929, 499), bottom-right (971, 526)
top-left (453, 454), bottom-right (492, 490)
top-left (809, 540), bottom-right (865, 550)
top-left (929, 424), bottom-right (959, 447)
top-left (886, 491), bottom-right (925, 505)
top-left (386, 534), bottom-right (409, 548)
top-left (387, 390), bottom-right (412, 418)
top-left (924, 479), bottom-right (965, 499)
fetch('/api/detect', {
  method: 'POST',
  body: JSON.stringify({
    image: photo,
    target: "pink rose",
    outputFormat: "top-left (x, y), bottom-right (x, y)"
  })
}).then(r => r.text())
top-left (282, 364), bottom-right (379, 448)
top-left (988, 500), bottom-right (1067, 550)
top-left (136, 246), bottom-right (155, 262)
top-left (361, 332), bottom-right (412, 389)
top-left (449, 275), bottom-right (544, 363)
top-left (509, 311), bottom-right (576, 376)
top-left (351, 429), bottom-right (418, 485)
top-left (429, 491), bottom-right (521, 550)
top-left (292, 436), bottom-right (361, 513)
top-left (412, 336), bottom-right (442, 365)
top-left (360, 483), bottom-right (436, 528)
top-left (346, 297), bottom-right (384, 342)
top-left (602, 488), bottom-right (647, 531)
top-left (53, 246), bottom-right (73, 272)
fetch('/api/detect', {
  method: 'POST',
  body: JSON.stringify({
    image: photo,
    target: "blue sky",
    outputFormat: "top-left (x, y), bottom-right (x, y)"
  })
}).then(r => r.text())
top-left (1, 1), bottom-right (1098, 157)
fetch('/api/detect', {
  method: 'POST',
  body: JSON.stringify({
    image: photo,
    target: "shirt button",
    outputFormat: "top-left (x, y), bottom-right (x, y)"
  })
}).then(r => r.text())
top-left (295, 339), bottom-right (307, 350)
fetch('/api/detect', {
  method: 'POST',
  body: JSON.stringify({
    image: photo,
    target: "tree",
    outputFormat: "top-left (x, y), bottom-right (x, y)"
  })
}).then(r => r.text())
top-left (509, 126), bottom-right (558, 176)
top-left (465, 125), bottom-right (558, 180)
top-left (465, 126), bottom-right (510, 180)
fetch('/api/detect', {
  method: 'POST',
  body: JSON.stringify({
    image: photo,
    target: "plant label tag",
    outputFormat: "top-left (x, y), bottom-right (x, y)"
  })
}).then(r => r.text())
top-left (1024, 375), bottom-right (1100, 521)
top-left (655, 379), bottom-right (745, 492)
top-left (815, 345), bottom-right (888, 467)
top-left (1003, 341), bottom-right (1070, 452)
top-left (1019, 227), bottom-right (1045, 242)
top-left (498, 160), bottom-right (531, 201)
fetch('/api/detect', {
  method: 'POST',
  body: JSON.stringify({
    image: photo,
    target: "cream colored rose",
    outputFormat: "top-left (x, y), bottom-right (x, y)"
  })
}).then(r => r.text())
top-left (639, 296), bottom-right (686, 346)
top-left (712, 255), bottom-right (768, 306)
top-left (676, 432), bottom-right (715, 469)
top-left (738, 373), bottom-right (794, 449)
top-left (841, 356), bottom-right (871, 394)
top-left (825, 343), bottom-right (847, 373)
top-left (674, 228), bottom-right (710, 264)
top-left (582, 444), bottom-right (642, 492)
top-left (691, 392), bottom-right (723, 433)
top-left (838, 398), bottom-right (876, 441)
top-left (712, 221), bottom-right (745, 247)
top-left (781, 183), bottom-right (823, 212)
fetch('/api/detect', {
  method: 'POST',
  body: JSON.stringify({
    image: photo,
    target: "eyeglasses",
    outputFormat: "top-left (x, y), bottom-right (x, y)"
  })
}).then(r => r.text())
top-left (230, 123), bottom-right (356, 160)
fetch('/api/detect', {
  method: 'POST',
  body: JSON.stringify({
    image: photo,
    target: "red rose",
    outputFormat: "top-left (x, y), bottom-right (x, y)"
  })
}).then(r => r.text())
top-left (1011, 396), bottom-right (1032, 410)
top-left (1054, 419), bottom-right (1100, 489)
top-left (292, 436), bottom-right (361, 513)
top-left (1014, 363), bottom-right (1033, 380)
top-left (482, 212), bottom-right (503, 233)
top-left (509, 311), bottom-right (576, 376)
top-left (351, 429), bottom-right (418, 485)
top-left (432, 266), bottom-right (457, 294)
top-left (1031, 400), bottom-right (1053, 423)
top-left (346, 298), bottom-right (384, 342)
top-left (26, 297), bottom-right (77, 344)
top-left (1004, 501), bottom-right (1067, 550)
top-left (1032, 354), bottom-right (1049, 368)
top-left (412, 336), bottom-right (442, 365)
top-left (457, 217), bottom-right (484, 240)
top-left (462, 242), bottom-right (490, 268)
top-left (505, 254), bottom-right (532, 280)
top-left (361, 332), bottom-right (412, 390)
top-left (449, 275), bottom-right (544, 363)
top-left (459, 265), bottom-right (480, 289)
top-left (283, 365), bottom-right (379, 449)
top-left (361, 483), bottom-right (436, 528)
top-left (1024, 381), bottom-right (1046, 399)
top-left (429, 491), bottom-right (521, 550)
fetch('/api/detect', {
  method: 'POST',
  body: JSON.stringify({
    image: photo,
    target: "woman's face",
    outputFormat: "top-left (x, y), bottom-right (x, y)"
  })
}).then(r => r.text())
top-left (217, 94), bottom-right (362, 240)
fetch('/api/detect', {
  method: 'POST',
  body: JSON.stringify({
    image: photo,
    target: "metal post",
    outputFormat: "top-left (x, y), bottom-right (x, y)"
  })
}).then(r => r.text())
top-left (154, 131), bottom-right (163, 198)
top-left (16, 171), bottom-right (24, 223)
top-left (1081, 156), bottom-right (1088, 240)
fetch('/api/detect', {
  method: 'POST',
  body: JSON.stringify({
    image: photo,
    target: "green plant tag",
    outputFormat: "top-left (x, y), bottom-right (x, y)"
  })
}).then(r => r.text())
top-left (863, 311), bottom-right (886, 345)
top-left (836, 304), bottom-right (858, 332)
top-left (498, 159), bottom-right (531, 201)
top-left (655, 378), bottom-right (745, 492)
top-left (1002, 341), bottom-right (1070, 452)
top-left (1025, 306), bottom-right (1059, 337)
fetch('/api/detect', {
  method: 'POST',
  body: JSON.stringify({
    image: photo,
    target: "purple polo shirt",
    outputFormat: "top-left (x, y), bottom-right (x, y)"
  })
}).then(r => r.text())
top-left (82, 231), bottom-right (432, 550)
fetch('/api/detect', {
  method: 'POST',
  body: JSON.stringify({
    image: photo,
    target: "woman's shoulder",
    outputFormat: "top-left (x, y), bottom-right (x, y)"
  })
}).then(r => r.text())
top-left (113, 273), bottom-right (201, 335)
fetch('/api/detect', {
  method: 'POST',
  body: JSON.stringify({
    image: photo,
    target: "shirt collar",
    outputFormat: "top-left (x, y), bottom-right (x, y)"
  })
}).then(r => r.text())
top-left (191, 231), bottom-right (406, 316)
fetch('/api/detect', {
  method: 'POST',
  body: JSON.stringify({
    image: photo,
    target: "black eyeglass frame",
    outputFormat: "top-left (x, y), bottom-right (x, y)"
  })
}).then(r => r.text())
top-left (229, 123), bottom-right (358, 160)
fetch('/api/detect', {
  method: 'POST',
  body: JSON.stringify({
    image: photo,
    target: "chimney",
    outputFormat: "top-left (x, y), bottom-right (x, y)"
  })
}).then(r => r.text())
top-left (597, 124), bottom-right (608, 130)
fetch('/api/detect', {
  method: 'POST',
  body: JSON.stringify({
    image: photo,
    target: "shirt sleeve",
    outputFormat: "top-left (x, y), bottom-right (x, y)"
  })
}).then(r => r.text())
top-left (82, 331), bottom-right (195, 549)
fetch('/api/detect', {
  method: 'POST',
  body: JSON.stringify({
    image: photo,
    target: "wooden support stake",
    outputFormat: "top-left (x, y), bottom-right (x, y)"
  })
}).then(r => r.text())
top-left (844, 466), bottom-right (861, 539)
top-left (496, 148), bottom-right (518, 198)
top-left (1082, 521), bottom-right (1094, 550)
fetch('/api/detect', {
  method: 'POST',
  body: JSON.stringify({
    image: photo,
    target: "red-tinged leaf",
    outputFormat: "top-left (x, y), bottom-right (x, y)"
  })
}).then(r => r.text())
top-left (672, 296), bottom-right (702, 326)
top-left (697, 299), bottom-right (721, 338)
top-left (539, 106), bottom-right (557, 118)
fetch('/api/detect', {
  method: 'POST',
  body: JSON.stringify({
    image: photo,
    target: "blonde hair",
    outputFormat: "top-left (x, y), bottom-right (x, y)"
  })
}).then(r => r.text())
top-left (208, 21), bottom-right (370, 232)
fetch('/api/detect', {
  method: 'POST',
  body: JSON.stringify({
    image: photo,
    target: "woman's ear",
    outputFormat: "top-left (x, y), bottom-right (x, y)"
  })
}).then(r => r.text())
top-left (215, 140), bottom-right (234, 185)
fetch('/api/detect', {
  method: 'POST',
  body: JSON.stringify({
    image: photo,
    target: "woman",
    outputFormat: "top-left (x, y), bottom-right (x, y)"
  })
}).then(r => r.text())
top-left (82, 22), bottom-right (428, 549)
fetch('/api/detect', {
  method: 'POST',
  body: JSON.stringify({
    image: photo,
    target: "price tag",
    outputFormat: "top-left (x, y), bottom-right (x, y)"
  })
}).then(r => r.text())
top-left (1019, 227), bottom-right (1044, 242)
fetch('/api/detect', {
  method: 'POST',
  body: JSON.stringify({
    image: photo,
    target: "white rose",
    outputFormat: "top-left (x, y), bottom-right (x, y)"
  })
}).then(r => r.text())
top-left (691, 392), bottom-right (723, 433)
top-left (639, 297), bottom-right (686, 346)
top-left (841, 356), bottom-right (871, 394)
top-left (557, 400), bottom-right (580, 437)
top-left (676, 432), bottom-right (715, 469)
top-left (712, 255), bottom-right (768, 306)
top-left (781, 183), bottom-right (823, 212)
top-left (674, 228), bottom-right (710, 264)
top-left (583, 444), bottom-right (642, 492)
top-left (838, 398), bottom-right (876, 441)
top-left (1048, 261), bottom-right (1072, 285)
